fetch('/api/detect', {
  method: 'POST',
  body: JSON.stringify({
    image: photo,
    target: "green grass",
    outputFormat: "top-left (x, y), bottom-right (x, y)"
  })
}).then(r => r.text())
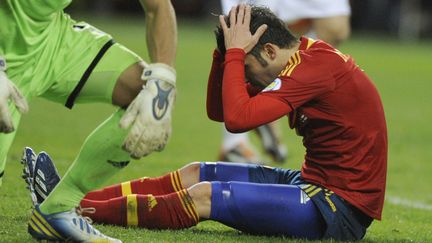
top-left (1, 16), bottom-right (432, 242)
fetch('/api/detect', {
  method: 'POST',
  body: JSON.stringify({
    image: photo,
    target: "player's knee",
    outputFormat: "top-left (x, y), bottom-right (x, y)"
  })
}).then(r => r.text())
top-left (187, 181), bottom-right (212, 219)
top-left (178, 162), bottom-right (201, 188)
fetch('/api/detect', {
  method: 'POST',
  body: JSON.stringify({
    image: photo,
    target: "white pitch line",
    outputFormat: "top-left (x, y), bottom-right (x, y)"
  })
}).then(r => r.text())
top-left (386, 195), bottom-right (432, 211)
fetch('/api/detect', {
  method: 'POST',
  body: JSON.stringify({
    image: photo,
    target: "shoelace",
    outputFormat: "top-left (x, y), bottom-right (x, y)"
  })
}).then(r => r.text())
top-left (75, 206), bottom-right (112, 238)
top-left (75, 206), bottom-right (96, 224)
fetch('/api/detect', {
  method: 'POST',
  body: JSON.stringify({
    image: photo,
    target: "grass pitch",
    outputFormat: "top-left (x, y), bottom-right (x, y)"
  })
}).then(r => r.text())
top-left (0, 16), bottom-right (431, 242)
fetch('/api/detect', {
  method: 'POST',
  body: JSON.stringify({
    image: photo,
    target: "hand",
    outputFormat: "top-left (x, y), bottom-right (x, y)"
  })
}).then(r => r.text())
top-left (119, 63), bottom-right (176, 159)
top-left (219, 4), bottom-right (267, 53)
top-left (0, 70), bottom-right (29, 133)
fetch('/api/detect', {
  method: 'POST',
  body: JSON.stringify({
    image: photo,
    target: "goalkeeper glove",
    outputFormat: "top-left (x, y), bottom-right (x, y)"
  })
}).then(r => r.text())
top-left (0, 57), bottom-right (29, 133)
top-left (119, 63), bottom-right (176, 159)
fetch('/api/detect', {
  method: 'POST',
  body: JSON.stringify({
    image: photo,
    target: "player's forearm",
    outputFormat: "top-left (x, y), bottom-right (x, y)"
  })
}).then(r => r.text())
top-left (222, 49), bottom-right (290, 132)
top-left (206, 50), bottom-right (224, 122)
top-left (140, 0), bottom-right (177, 67)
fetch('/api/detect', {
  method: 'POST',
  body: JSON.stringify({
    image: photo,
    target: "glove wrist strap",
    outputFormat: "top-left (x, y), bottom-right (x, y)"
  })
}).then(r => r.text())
top-left (141, 63), bottom-right (176, 86)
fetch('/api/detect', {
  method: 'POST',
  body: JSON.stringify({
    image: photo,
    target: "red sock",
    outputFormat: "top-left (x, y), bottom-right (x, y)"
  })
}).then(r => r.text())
top-left (80, 190), bottom-right (199, 229)
top-left (79, 198), bottom-right (127, 225)
top-left (83, 170), bottom-right (183, 200)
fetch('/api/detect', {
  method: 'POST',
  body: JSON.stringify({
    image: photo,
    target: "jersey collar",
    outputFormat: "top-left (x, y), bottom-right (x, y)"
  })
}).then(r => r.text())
top-left (298, 36), bottom-right (316, 51)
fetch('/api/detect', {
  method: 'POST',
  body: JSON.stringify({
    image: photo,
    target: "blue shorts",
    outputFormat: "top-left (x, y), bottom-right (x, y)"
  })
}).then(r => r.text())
top-left (201, 162), bottom-right (372, 241)
top-left (248, 164), bottom-right (373, 240)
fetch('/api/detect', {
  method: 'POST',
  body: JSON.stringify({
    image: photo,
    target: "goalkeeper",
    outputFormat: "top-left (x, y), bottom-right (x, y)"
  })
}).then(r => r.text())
top-left (1, 0), bottom-right (176, 242)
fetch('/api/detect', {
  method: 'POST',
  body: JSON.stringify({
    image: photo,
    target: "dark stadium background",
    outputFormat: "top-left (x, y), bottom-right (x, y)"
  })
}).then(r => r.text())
top-left (65, 0), bottom-right (432, 40)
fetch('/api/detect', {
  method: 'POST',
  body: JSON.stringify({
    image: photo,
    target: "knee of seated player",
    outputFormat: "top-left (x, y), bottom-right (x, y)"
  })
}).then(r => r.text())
top-left (112, 61), bottom-right (147, 107)
top-left (187, 181), bottom-right (212, 219)
top-left (179, 162), bottom-right (201, 188)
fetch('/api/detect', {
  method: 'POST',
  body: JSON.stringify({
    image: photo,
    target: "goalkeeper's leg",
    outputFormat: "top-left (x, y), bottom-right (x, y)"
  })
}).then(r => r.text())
top-left (39, 110), bottom-right (132, 213)
top-left (39, 43), bottom-right (145, 214)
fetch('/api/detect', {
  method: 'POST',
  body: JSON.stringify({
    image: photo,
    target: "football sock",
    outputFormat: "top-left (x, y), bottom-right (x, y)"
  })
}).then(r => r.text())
top-left (40, 110), bottom-right (131, 214)
top-left (80, 189), bottom-right (199, 229)
top-left (84, 170), bottom-right (183, 200)
top-left (209, 181), bottom-right (325, 239)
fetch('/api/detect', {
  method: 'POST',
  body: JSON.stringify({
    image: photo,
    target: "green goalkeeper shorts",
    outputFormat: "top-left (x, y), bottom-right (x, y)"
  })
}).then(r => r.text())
top-left (41, 41), bottom-right (142, 107)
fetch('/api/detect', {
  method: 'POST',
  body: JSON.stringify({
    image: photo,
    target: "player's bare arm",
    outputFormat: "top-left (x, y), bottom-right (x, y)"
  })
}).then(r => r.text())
top-left (118, 0), bottom-right (178, 159)
top-left (140, 0), bottom-right (177, 66)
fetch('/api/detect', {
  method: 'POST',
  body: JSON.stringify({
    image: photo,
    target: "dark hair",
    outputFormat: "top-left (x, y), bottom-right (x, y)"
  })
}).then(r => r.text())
top-left (215, 5), bottom-right (298, 66)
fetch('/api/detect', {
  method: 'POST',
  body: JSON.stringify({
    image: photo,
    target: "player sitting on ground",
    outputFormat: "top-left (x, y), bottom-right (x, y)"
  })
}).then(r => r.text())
top-left (206, 4), bottom-right (387, 240)
top-left (22, 147), bottom-right (340, 240)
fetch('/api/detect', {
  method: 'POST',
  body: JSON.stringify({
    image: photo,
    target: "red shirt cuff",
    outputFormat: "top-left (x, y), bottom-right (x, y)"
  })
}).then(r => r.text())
top-left (225, 48), bottom-right (246, 63)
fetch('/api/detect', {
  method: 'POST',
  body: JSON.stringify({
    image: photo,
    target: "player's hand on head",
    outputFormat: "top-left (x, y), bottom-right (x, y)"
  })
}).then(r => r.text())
top-left (219, 4), bottom-right (267, 53)
top-left (119, 63), bottom-right (176, 159)
top-left (0, 60), bottom-right (29, 133)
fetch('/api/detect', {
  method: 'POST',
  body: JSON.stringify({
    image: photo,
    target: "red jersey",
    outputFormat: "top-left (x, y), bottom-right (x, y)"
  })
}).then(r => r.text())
top-left (206, 37), bottom-right (388, 220)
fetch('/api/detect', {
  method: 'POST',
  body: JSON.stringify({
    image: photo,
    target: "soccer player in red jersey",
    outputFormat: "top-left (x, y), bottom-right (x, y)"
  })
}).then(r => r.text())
top-left (23, 5), bottom-right (387, 241)
top-left (206, 4), bottom-right (387, 239)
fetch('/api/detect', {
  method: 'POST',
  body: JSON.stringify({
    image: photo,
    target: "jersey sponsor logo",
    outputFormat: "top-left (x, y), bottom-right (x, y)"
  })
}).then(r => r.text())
top-left (152, 81), bottom-right (173, 120)
top-left (261, 78), bottom-right (282, 92)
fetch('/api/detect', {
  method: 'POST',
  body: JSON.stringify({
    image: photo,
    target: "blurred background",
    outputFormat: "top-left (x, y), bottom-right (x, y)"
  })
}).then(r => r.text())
top-left (64, 0), bottom-right (432, 41)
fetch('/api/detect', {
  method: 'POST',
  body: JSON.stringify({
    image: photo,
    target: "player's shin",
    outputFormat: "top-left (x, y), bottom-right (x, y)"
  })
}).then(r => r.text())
top-left (80, 190), bottom-right (199, 229)
top-left (39, 109), bottom-right (131, 214)
top-left (83, 169), bottom-right (184, 200)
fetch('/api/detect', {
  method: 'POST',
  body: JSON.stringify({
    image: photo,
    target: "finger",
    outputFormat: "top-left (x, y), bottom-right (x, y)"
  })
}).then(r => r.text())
top-left (237, 4), bottom-right (245, 25)
top-left (122, 125), bottom-right (140, 153)
top-left (244, 5), bottom-right (251, 26)
top-left (219, 15), bottom-right (229, 35)
top-left (10, 84), bottom-right (29, 114)
top-left (0, 101), bottom-right (14, 133)
top-left (252, 24), bottom-right (268, 43)
top-left (119, 100), bottom-right (139, 129)
top-left (229, 6), bottom-right (236, 27)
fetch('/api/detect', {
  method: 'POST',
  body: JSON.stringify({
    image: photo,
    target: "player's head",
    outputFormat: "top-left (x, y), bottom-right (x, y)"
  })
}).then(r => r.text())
top-left (215, 5), bottom-right (298, 87)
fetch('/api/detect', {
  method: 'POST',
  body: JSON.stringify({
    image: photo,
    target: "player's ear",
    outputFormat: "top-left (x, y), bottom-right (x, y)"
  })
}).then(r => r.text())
top-left (263, 43), bottom-right (277, 60)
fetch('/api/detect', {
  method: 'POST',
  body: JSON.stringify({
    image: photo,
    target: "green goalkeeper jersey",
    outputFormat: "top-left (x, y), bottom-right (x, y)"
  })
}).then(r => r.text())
top-left (0, 0), bottom-right (112, 98)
